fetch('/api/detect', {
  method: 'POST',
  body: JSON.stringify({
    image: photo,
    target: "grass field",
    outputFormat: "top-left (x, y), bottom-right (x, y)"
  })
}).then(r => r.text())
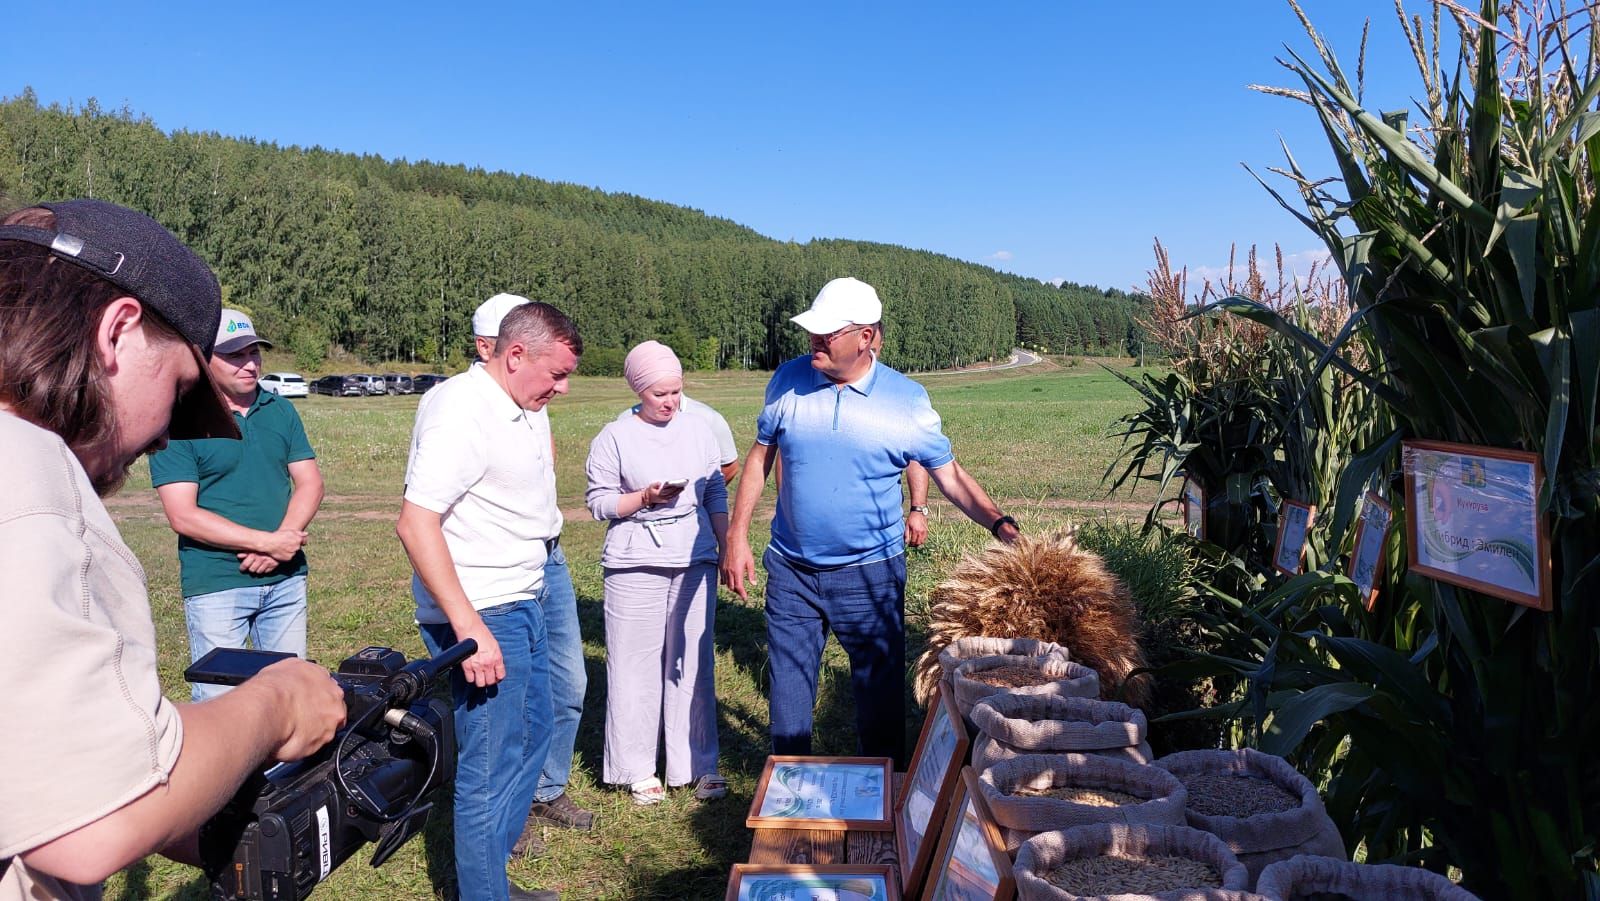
top-left (102, 356), bottom-right (1155, 900)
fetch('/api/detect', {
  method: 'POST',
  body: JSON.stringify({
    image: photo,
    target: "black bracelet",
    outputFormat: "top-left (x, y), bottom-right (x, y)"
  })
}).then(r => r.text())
top-left (990, 514), bottom-right (1017, 537)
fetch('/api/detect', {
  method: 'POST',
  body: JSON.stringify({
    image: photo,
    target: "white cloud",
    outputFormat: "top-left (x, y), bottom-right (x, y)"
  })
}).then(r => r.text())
top-left (987, 250), bottom-right (1014, 262)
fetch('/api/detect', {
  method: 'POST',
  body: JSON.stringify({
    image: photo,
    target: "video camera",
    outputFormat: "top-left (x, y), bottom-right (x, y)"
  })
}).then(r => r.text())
top-left (185, 640), bottom-right (475, 901)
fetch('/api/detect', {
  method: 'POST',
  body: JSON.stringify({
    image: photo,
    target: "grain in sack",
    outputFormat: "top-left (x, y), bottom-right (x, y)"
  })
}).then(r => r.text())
top-left (979, 752), bottom-right (1185, 852)
top-left (1013, 823), bottom-right (1262, 900)
top-left (972, 693), bottom-right (1154, 770)
top-left (1254, 855), bottom-right (1481, 901)
top-left (954, 653), bottom-right (1099, 731)
top-left (1154, 749), bottom-right (1344, 887)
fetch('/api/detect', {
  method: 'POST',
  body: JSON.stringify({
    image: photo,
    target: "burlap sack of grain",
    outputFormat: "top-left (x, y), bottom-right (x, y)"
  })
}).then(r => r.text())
top-left (978, 753), bottom-right (1186, 852)
top-left (953, 653), bottom-right (1100, 731)
top-left (1013, 823), bottom-right (1259, 900)
top-left (1254, 855), bottom-right (1482, 901)
top-left (972, 693), bottom-right (1154, 770)
top-left (938, 635), bottom-right (1070, 691)
top-left (1154, 749), bottom-right (1345, 886)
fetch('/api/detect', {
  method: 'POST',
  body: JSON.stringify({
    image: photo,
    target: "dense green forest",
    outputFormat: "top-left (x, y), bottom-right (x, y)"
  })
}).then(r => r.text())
top-left (0, 91), bottom-right (1145, 371)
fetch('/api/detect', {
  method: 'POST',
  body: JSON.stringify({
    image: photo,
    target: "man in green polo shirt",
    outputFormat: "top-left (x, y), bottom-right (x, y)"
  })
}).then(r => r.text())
top-left (150, 309), bottom-right (324, 701)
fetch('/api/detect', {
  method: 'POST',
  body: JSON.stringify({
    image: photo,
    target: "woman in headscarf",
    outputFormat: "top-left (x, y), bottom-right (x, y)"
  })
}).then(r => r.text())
top-left (585, 341), bottom-right (729, 804)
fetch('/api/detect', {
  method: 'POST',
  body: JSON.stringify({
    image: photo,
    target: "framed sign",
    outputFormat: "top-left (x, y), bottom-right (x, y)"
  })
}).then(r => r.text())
top-left (1402, 440), bottom-right (1551, 610)
top-left (1272, 500), bottom-right (1316, 576)
top-left (895, 683), bottom-right (971, 898)
top-left (1181, 477), bottom-right (1206, 539)
top-left (923, 768), bottom-right (1015, 901)
top-left (1347, 493), bottom-right (1392, 611)
top-left (747, 756), bottom-right (894, 831)
top-left (725, 864), bottom-right (899, 901)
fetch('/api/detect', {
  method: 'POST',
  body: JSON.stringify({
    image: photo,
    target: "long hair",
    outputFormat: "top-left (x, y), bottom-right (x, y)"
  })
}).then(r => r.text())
top-left (1, 210), bottom-right (183, 493)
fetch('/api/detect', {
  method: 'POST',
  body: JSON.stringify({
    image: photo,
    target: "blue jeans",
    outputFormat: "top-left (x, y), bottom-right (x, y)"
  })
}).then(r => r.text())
top-left (536, 543), bottom-right (587, 803)
top-left (185, 575), bottom-right (308, 702)
top-left (763, 549), bottom-right (908, 766)
top-left (420, 598), bottom-right (552, 901)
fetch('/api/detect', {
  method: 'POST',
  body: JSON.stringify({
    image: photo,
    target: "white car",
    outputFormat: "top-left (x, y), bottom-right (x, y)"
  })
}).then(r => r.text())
top-left (259, 372), bottom-right (309, 398)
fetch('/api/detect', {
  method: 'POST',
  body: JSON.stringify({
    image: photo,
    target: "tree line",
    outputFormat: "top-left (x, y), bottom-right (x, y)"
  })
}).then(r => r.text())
top-left (0, 91), bottom-right (1146, 372)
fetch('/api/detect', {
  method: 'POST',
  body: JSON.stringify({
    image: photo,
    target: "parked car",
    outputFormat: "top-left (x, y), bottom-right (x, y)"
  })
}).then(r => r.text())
top-left (412, 373), bottom-right (449, 392)
top-left (258, 372), bottom-right (309, 398)
top-left (311, 374), bottom-right (365, 397)
top-left (357, 374), bottom-right (387, 396)
top-left (383, 373), bottom-right (414, 395)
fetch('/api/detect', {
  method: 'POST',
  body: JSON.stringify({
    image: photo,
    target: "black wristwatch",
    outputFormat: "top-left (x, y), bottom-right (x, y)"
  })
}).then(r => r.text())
top-left (990, 514), bottom-right (1018, 537)
top-left (909, 504), bottom-right (929, 514)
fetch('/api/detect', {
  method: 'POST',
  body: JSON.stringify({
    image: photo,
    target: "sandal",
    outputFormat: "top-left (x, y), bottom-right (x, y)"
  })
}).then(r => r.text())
top-left (693, 773), bottom-right (729, 801)
top-left (629, 777), bottom-right (665, 806)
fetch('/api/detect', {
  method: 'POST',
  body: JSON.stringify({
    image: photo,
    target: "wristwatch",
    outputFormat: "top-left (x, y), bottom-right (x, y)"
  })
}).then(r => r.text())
top-left (990, 514), bottom-right (1018, 537)
top-left (909, 505), bottom-right (929, 514)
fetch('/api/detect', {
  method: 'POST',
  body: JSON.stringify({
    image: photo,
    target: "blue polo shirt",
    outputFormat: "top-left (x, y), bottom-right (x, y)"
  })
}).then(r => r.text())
top-left (149, 389), bottom-right (315, 596)
top-left (757, 356), bottom-right (954, 568)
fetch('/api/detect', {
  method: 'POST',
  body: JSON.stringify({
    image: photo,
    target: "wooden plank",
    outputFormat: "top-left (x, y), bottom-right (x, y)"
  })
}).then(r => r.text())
top-left (748, 827), bottom-right (845, 865)
top-left (847, 827), bottom-right (900, 870)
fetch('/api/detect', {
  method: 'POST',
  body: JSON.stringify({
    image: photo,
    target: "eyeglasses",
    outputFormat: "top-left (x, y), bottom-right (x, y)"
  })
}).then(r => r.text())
top-left (813, 325), bottom-right (866, 346)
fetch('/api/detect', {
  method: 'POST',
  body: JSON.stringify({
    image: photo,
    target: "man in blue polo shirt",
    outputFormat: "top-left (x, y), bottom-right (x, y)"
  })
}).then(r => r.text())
top-left (722, 276), bottom-right (1020, 765)
top-left (151, 309), bottom-right (324, 701)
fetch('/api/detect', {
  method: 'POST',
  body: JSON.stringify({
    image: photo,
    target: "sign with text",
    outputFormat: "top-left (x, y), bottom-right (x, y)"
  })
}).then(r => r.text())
top-left (1273, 500), bottom-right (1316, 576)
top-left (725, 864), bottom-right (898, 901)
top-left (1348, 493), bottom-right (1392, 611)
top-left (1402, 440), bottom-right (1550, 610)
top-left (747, 756), bottom-right (894, 831)
top-left (1181, 477), bottom-right (1205, 539)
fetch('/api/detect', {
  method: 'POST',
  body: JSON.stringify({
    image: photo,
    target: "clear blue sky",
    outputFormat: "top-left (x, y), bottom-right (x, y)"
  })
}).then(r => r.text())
top-left (2, 1), bottom-right (1437, 293)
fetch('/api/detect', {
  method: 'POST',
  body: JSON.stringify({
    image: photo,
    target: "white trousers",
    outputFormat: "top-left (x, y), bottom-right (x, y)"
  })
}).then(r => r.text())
top-left (602, 563), bottom-right (721, 787)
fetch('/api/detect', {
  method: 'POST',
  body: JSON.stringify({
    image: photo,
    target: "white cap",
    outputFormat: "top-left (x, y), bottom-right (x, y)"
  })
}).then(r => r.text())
top-left (472, 292), bottom-right (530, 337)
top-left (214, 308), bottom-right (273, 353)
top-left (790, 277), bottom-right (883, 334)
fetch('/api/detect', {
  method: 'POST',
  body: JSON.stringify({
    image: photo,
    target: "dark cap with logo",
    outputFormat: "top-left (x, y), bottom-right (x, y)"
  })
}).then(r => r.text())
top-left (0, 198), bottom-right (239, 440)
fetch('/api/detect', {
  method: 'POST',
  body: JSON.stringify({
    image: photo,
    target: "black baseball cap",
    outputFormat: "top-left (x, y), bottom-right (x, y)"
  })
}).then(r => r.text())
top-left (0, 199), bottom-right (239, 440)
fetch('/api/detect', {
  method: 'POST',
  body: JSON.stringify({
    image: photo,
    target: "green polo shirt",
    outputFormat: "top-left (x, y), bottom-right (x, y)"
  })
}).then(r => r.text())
top-left (149, 389), bottom-right (316, 597)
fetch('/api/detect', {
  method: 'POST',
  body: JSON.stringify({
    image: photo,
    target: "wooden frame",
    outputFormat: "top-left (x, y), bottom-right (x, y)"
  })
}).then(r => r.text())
top-left (894, 683), bottom-right (970, 898)
top-left (1402, 440), bottom-right (1551, 611)
top-left (922, 768), bottom-right (1015, 901)
top-left (1181, 477), bottom-right (1206, 540)
top-left (1272, 499), bottom-right (1317, 576)
top-left (726, 863), bottom-right (899, 901)
top-left (746, 756), bottom-right (895, 831)
top-left (1347, 492), bottom-right (1392, 611)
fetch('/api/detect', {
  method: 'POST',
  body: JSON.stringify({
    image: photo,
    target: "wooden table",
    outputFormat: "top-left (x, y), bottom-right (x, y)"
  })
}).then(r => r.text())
top-left (746, 773), bottom-right (905, 872)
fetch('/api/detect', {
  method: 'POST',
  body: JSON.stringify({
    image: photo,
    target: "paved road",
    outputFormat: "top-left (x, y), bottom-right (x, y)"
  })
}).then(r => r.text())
top-left (922, 347), bottom-right (1042, 375)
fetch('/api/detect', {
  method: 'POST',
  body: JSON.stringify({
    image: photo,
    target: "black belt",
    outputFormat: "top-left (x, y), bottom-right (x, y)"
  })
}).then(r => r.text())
top-left (544, 536), bottom-right (561, 555)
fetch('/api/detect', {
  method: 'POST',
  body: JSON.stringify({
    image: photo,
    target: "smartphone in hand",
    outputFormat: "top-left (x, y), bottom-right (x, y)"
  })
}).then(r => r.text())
top-left (662, 478), bottom-right (689, 491)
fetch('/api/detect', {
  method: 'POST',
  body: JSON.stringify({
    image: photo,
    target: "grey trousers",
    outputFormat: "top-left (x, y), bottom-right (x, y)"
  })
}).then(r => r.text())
top-left (602, 563), bottom-right (721, 787)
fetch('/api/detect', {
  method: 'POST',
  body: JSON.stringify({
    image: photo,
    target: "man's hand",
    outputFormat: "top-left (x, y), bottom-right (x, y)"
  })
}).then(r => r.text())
top-left (905, 510), bottom-right (928, 547)
top-left (245, 658), bottom-right (347, 762)
top-left (259, 528), bottom-right (308, 562)
top-left (453, 619), bottom-right (506, 688)
top-left (720, 538), bottom-right (758, 600)
top-left (236, 552), bottom-right (278, 574)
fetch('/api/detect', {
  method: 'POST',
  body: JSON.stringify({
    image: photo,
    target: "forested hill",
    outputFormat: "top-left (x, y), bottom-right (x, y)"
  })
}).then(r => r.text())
top-left (0, 92), bottom-right (1145, 371)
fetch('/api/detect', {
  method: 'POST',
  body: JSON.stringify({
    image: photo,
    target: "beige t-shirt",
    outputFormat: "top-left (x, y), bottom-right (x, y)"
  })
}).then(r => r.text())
top-left (0, 411), bottom-right (185, 900)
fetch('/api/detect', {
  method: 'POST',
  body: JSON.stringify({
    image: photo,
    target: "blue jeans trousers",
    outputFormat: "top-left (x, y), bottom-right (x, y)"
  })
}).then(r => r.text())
top-left (763, 549), bottom-right (909, 766)
top-left (185, 575), bottom-right (308, 702)
top-left (420, 598), bottom-right (552, 901)
top-left (536, 544), bottom-right (587, 803)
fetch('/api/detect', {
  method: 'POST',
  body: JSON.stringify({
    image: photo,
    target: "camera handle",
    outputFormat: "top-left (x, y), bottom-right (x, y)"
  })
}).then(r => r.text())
top-left (381, 638), bottom-right (478, 706)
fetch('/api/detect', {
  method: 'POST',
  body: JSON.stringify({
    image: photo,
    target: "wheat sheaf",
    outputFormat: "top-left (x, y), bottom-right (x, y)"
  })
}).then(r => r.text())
top-left (914, 528), bottom-right (1150, 707)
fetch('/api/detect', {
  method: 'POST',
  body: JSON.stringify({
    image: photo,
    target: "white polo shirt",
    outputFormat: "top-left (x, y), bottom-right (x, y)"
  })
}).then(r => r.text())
top-left (404, 365), bottom-right (561, 623)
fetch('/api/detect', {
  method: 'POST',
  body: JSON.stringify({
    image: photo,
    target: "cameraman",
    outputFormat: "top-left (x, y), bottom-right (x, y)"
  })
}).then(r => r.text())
top-left (0, 200), bottom-right (346, 900)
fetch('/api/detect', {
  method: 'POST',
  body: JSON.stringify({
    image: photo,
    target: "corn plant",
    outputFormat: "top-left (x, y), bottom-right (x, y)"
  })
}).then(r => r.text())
top-left (1166, 1), bottom-right (1600, 895)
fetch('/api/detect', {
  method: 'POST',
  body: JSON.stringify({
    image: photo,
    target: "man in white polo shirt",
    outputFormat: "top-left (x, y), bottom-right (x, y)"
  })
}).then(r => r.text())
top-left (397, 301), bottom-right (581, 901)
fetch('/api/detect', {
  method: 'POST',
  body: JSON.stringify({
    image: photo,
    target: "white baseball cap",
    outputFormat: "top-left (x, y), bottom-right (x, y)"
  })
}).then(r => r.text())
top-left (472, 292), bottom-right (530, 337)
top-left (790, 277), bottom-right (883, 335)
top-left (214, 308), bottom-right (273, 354)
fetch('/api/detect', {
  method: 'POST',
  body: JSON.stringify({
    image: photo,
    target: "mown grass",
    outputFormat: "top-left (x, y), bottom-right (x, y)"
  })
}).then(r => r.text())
top-left (104, 358), bottom-right (1156, 900)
